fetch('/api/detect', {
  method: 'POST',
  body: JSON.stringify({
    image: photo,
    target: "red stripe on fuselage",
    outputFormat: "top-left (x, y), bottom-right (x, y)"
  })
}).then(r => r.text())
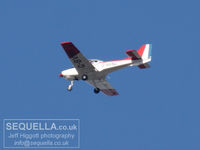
top-left (101, 57), bottom-right (131, 63)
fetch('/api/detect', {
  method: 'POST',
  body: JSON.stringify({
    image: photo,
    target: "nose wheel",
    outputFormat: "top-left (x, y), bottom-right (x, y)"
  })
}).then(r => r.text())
top-left (67, 81), bottom-right (74, 91)
top-left (94, 88), bottom-right (100, 94)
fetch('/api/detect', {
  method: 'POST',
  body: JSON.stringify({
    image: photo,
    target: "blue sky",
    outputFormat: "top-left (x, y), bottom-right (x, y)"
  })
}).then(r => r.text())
top-left (0, 0), bottom-right (200, 149)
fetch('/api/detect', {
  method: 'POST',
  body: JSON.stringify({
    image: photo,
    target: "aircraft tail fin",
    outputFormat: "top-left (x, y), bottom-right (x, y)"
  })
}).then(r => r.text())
top-left (137, 44), bottom-right (152, 61)
top-left (137, 44), bottom-right (152, 69)
top-left (126, 44), bottom-right (152, 69)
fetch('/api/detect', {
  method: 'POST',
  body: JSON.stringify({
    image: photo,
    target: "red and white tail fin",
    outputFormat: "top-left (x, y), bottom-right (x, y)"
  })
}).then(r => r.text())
top-left (126, 44), bottom-right (152, 69)
top-left (137, 44), bottom-right (152, 61)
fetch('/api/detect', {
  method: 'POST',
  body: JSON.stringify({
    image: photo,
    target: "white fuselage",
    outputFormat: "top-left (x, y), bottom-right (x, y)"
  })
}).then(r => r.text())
top-left (61, 58), bottom-right (151, 81)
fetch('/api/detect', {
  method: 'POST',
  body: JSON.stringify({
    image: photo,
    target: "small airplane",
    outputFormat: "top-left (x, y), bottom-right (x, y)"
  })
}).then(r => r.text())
top-left (59, 42), bottom-right (152, 96)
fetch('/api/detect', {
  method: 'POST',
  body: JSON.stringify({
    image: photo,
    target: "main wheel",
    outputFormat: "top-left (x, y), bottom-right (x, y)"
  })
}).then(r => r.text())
top-left (67, 85), bottom-right (72, 91)
top-left (82, 74), bottom-right (88, 80)
top-left (94, 88), bottom-right (100, 94)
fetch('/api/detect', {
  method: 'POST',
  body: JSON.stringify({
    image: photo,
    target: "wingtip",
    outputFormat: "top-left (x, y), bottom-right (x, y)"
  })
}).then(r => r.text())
top-left (60, 41), bottom-right (72, 45)
top-left (60, 41), bottom-right (80, 58)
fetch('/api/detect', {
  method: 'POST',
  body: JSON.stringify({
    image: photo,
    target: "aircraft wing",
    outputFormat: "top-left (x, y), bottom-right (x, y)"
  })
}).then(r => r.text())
top-left (61, 42), bottom-right (95, 75)
top-left (87, 79), bottom-right (119, 96)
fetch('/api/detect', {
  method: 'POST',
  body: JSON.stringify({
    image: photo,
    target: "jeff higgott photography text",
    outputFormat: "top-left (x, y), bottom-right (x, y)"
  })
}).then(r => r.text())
top-left (3, 119), bottom-right (80, 148)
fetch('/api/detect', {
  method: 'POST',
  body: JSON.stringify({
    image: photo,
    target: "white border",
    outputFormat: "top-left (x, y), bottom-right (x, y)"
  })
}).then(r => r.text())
top-left (3, 119), bottom-right (80, 149)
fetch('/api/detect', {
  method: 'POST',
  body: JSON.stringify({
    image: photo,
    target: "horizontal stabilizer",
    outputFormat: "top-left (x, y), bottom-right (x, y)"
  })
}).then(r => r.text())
top-left (138, 63), bottom-right (150, 69)
top-left (126, 50), bottom-right (141, 60)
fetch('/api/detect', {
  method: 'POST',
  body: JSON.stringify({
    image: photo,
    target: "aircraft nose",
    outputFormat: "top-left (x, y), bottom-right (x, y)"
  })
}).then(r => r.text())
top-left (59, 73), bottom-right (63, 77)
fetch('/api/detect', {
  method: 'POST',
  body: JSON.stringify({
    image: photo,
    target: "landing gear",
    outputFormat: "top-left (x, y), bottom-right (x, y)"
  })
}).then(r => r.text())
top-left (67, 85), bottom-right (72, 91)
top-left (82, 74), bottom-right (88, 80)
top-left (67, 81), bottom-right (74, 91)
top-left (94, 88), bottom-right (100, 94)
